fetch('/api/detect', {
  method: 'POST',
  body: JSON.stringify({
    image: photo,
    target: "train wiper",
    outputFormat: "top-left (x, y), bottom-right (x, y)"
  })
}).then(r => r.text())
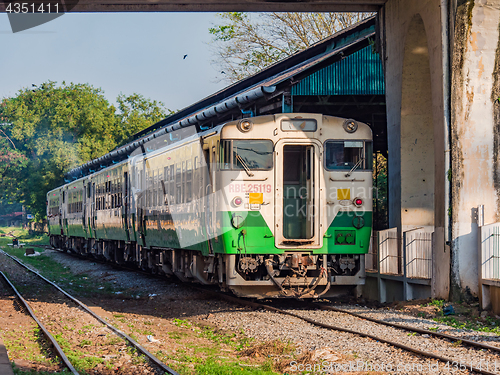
top-left (235, 154), bottom-right (254, 177)
top-left (345, 157), bottom-right (364, 178)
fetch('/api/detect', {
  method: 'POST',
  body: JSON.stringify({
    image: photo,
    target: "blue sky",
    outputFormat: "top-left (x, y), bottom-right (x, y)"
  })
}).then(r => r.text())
top-left (0, 12), bottom-right (227, 112)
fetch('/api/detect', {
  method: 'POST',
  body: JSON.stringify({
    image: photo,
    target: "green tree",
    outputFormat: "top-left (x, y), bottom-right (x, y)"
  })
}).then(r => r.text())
top-left (0, 82), bottom-right (170, 219)
top-left (115, 93), bottom-right (172, 144)
top-left (0, 137), bottom-right (29, 199)
top-left (209, 12), bottom-right (372, 83)
top-left (373, 153), bottom-right (388, 230)
top-left (0, 81), bottom-right (118, 218)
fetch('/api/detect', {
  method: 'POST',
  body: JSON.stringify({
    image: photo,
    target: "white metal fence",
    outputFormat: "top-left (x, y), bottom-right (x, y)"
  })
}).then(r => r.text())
top-left (377, 228), bottom-right (400, 275)
top-left (404, 229), bottom-right (432, 279)
top-left (480, 222), bottom-right (500, 280)
top-left (366, 227), bottom-right (433, 280)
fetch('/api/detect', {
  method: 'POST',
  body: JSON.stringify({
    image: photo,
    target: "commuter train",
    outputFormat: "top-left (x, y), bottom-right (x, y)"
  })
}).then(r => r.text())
top-left (47, 114), bottom-right (373, 298)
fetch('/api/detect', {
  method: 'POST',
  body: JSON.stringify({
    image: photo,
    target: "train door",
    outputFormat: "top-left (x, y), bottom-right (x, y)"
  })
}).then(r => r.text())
top-left (275, 140), bottom-right (321, 248)
top-left (83, 182), bottom-right (88, 237)
top-left (201, 137), bottom-right (216, 254)
top-left (58, 188), bottom-right (63, 235)
top-left (90, 182), bottom-right (96, 237)
top-left (123, 171), bottom-right (130, 241)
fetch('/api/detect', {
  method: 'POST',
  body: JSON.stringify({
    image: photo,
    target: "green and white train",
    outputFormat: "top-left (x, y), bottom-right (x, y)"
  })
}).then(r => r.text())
top-left (47, 114), bottom-right (373, 298)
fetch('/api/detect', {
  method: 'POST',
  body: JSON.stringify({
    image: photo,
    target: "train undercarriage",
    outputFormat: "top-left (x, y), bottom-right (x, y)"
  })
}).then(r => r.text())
top-left (50, 234), bottom-right (365, 299)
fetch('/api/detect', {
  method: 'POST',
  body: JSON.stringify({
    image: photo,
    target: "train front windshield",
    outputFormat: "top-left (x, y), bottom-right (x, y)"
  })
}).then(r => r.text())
top-left (221, 140), bottom-right (273, 170)
top-left (324, 140), bottom-right (372, 170)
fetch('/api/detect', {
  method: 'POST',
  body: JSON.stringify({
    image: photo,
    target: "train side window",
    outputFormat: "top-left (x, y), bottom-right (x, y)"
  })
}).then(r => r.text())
top-left (169, 165), bottom-right (175, 204)
top-left (324, 140), bottom-right (370, 171)
top-left (186, 160), bottom-right (193, 203)
top-left (220, 140), bottom-right (232, 169)
top-left (365, 141), bottom-right (373, 169)
top-left (182, 162), bottom-right (186, 203)
top-left (153, 171), bottom-right (158, 207)
top-left (176, 164), bottom-right (182, 204)
top-left (216, 141), bottom-right (220, 171)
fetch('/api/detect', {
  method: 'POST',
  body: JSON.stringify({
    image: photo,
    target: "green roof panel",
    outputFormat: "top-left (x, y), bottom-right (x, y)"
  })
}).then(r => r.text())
top-left (291, 45), bottom-right (384, 96)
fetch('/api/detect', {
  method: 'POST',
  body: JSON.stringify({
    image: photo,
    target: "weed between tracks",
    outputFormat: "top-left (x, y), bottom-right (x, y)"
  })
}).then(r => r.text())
top-left (414, 299), bottom-right (500, 335)
top-left (150, 317), bottom-right (295, 375)
top-left (0, 229), bottom-right (118, 298)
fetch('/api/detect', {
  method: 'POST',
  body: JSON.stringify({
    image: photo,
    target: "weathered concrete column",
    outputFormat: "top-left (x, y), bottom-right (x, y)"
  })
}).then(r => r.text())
top-left (382, 0), bottom-right (449, 298)
top-left (451, 0), bottom-right (500, 299)
top-left (400, 14), bottom-right (435, 230)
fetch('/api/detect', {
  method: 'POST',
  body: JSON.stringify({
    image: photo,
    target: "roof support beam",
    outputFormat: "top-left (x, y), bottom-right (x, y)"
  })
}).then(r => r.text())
top-left (0, 0), bottom-right (386, 12)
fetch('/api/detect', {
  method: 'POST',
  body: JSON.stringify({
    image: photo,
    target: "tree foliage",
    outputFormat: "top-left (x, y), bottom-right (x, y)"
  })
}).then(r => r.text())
top-left (209, 12), bottom-right (372, 83)
top-left (373, 153), bottom-right (388, 230)
top-left (0, 81), bottom-right (170, 219)
top-left (116, 93), bottom-right (174, 145)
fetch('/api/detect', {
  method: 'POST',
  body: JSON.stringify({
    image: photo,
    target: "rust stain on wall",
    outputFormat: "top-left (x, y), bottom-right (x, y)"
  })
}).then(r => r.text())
top-left (490, 20), bottom-right (500, 222)
top-left (450, 0), bottom-right (475, 300)
top-left (478, 56), bottom-right (485, 80)
top-left (465, 90), bottom-right (475, 120)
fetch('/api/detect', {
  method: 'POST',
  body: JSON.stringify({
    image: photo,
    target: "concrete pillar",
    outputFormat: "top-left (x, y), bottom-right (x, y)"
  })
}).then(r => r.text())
top-left (400, 14), bottom-right (435, 230)
top-left (451, 0), bottom-right (500, 298)
top-left (382, 0), bottom-right (449, 298)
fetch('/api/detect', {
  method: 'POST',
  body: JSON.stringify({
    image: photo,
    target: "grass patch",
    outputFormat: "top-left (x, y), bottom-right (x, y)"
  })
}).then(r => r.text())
top-left (427, 299), bottom-right (445, 308)
top-left (0, 226), bottom-right (49, 247)
top-left (0, 227), bottom-right (119, 298)
top-left (3, 326), bottom-right (59, 367)
top-left (168, 331), bottom-right (188, 340)
top-left (195, 358), bottom-right (276, 375)
top-left (53, 333), bottom-right (103, 372)
top-left (198, 326), bottom-right (237, 346)
top-left (173, 318), bottom-right (192, 328)
top-left (433, 316), bottom-right (500, 335)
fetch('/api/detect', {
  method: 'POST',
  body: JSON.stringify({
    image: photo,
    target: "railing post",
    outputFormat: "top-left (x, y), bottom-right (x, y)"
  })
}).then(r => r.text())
top-left (402, 230), bottom-right (408, 300)
top-left (477, 205), bottom-right (486, 309)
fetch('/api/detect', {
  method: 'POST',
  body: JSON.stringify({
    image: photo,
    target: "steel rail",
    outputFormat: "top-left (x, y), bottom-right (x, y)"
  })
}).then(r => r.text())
top-left (201, 291), bottom-right (499, 375)
top-left (314, 303), bottom-right (500, 353)
top-left (0, 271), bottom-right (80, 375)
top-left (0, 249), bottom-right (180, 375)
top-left (42, 246), bottom-right (499, 374)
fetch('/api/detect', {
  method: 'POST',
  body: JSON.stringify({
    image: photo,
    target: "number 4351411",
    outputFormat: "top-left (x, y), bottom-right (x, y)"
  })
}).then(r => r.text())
top-left (5, 2), bottom-right (60, 13)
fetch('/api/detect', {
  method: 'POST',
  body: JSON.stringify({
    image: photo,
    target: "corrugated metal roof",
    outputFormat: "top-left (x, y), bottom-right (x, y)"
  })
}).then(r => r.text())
top-left (291, 45), bottom-right (384, 96)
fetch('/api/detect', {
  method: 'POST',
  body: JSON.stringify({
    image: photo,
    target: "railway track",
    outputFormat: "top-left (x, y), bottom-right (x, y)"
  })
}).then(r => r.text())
top-left (25, 245), bottom-right (500, 374)
top-left (0, 249), bottom-right (180, 375)
top-left (208, 293), bottom-right (500, 375)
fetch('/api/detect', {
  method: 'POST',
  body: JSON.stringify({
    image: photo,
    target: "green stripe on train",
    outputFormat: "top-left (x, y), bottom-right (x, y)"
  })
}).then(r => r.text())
top-left (220, 210), bottom-right (372, 255)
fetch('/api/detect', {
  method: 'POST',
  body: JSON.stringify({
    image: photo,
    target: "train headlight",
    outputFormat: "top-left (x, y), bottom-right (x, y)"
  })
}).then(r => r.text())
top-left (343, 119), bottom-right (358, 133)
top-left (353, 198), bottom-right (363, 207)
top-left (232, 196), bottom-right (243, 207)
top-left (238, 119), bottom-right (253, 132)
top-left (231, 213), bottom-right (245, 229)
